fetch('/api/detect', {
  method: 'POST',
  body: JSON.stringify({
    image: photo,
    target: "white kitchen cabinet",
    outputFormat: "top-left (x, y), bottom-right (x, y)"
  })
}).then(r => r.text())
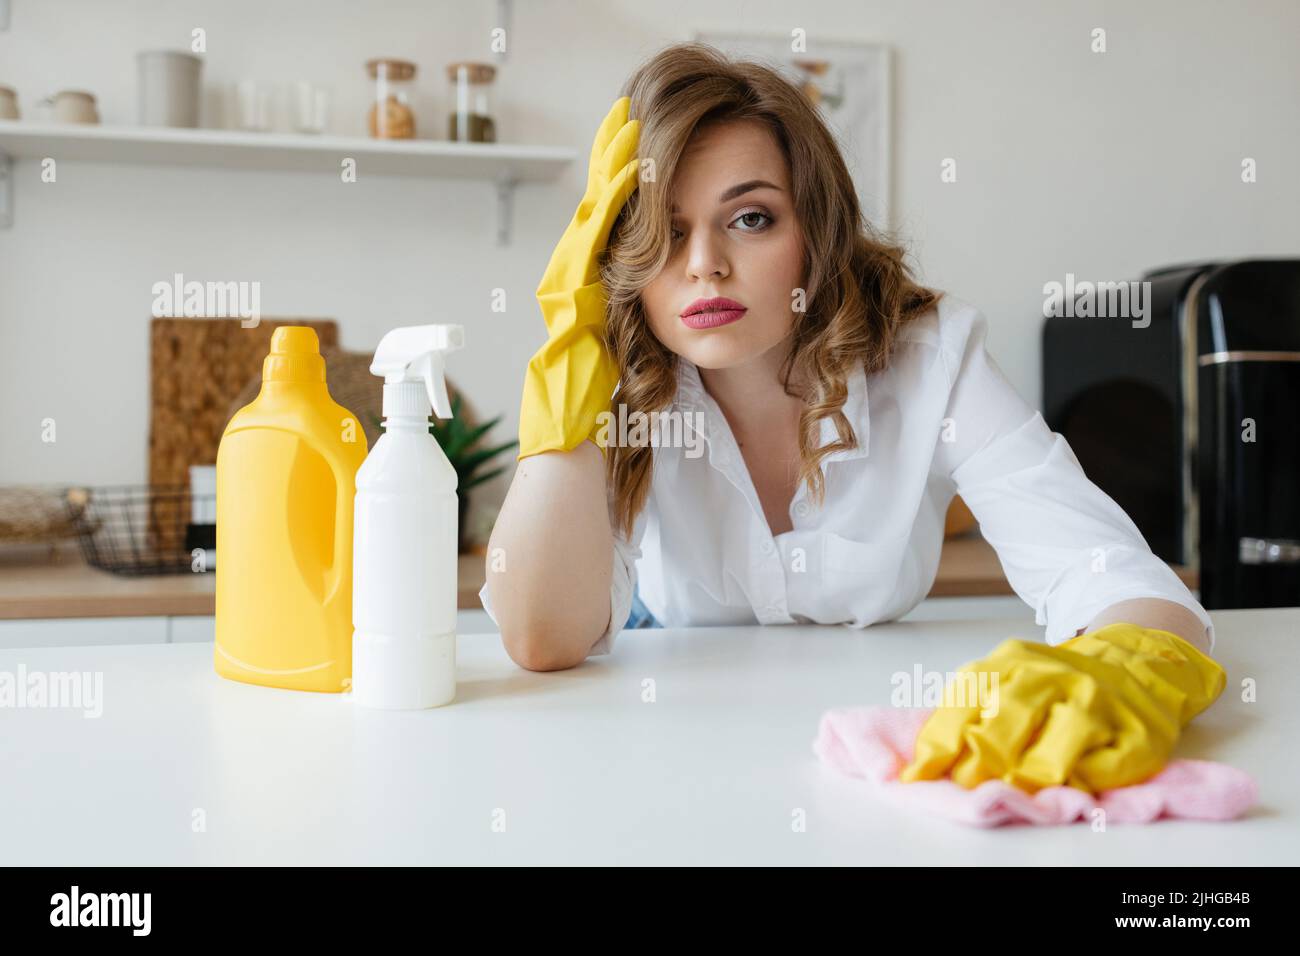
top-left (0, 600), bottom-right (1026, 651)
top-left (0, 611), bottom-right (501, 650)
top-left (168, 611), bottom-right (496, 644)
top-left (0, 616), bottom-right (168, 649)
top-left (168, 616), bottom-right (214, 643)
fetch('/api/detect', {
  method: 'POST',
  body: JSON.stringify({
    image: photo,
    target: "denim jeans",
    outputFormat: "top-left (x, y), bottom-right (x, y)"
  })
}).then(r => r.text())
top-left (623, 584), bottom-right (662, 629)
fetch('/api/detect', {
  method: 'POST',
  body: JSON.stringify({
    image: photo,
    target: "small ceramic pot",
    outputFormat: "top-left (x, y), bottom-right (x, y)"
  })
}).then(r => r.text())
top-left (44, 90), bottom-right (100, 124)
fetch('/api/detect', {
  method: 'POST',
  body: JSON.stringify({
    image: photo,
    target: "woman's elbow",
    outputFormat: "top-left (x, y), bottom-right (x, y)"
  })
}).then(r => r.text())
top-left (499, 620), bottom-right (595, 672)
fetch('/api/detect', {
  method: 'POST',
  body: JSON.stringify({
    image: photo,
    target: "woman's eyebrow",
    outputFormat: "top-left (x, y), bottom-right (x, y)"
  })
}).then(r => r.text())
top-left (671, 179), bottom-right (782, 212)
top-left (718, 179), bottom-right (782, 203)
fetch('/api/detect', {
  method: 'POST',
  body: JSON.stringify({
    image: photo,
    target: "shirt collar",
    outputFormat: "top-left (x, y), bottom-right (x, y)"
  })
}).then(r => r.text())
top-left (674, 356), bottom-right (870, 462)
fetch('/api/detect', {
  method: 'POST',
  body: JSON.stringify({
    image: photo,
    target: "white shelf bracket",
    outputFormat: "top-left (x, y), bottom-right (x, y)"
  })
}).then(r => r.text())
top-left (0, 150), bottom-right (12, 228)
top-left (496, 178), bottom-right (517, 246)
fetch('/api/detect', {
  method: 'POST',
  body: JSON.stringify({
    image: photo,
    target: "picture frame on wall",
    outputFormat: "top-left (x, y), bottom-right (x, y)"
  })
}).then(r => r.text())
top-left (694, 31), bottom-right (893, 232)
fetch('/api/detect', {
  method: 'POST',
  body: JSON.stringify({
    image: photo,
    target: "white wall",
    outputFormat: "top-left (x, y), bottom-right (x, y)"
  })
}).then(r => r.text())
top-left (2, 0), bottom-right (1297, 532)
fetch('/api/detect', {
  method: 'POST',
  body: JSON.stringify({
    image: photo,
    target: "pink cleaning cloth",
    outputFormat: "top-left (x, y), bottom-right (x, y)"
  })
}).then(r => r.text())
top-left (812, 706), bottom-right (1259, 827)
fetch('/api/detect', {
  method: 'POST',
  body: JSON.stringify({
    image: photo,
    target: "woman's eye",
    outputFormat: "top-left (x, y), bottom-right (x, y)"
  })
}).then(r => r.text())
top-left (731, 210), bottom-right (773, 232)
top-left (669, 211), bottom-right (771, 242)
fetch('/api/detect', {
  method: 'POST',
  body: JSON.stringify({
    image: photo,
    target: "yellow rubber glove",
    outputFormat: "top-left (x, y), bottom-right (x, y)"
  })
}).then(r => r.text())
top-left (897, 623), bottom-right (1226, 794)
top-left (517, 96), bottom-right (641, 461)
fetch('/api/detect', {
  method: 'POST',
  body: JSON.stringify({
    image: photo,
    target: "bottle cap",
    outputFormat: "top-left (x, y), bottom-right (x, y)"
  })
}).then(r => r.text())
top-left (263, 326), bottom-right (325, 383)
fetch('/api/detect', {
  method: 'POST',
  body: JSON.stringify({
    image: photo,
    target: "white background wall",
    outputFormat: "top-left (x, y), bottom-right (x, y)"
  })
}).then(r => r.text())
top-left (2, 0), bottom-right (1297, 533)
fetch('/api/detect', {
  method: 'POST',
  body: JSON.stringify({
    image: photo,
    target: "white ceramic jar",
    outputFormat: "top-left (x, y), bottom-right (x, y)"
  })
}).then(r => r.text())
top-left (137, 51), bottom-right (202, 127)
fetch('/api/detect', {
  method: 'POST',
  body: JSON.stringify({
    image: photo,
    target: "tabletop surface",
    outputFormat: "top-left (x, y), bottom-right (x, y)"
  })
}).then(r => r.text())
top-left (0, 608), bottom-right (1291, 865)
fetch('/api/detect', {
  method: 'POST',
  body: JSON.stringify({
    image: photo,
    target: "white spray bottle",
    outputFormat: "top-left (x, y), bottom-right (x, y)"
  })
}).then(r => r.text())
top-left (352, 324), bottom-right (464, 709)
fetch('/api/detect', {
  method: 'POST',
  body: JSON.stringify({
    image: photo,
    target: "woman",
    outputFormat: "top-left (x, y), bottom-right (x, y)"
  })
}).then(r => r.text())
top-left (481, 44), bottom-right (1224, 794)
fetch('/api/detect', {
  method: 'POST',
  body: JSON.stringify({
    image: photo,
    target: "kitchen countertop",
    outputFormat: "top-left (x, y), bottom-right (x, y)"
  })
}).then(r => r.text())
top-left (0, 607), bottom-right (1287, 865)
top-left (0, 545), bottom-right (492, 619)
top-left (0, 536), bottom-right (1201, 620)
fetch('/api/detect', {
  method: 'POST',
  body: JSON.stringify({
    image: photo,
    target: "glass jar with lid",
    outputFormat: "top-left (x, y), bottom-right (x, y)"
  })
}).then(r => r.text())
top-left (366, 58), bottom-right (416, 139)
top-left (446, 62), bottom-right (496, 142)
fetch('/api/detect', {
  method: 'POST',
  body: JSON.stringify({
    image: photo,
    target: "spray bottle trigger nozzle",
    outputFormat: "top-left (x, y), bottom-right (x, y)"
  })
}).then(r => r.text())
top-left (415, 352), bottom-right (452, 419)
top-left (369, 324), bottom-right (462, 420)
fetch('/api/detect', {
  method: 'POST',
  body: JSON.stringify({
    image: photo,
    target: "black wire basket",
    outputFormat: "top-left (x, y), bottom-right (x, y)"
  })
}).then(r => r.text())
top-left (64, 485), bottom-right (216, 576)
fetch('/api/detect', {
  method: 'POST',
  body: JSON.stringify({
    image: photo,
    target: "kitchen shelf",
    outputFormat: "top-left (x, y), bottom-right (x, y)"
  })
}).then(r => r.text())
top-left (0, 119), bottom-right (576, 242)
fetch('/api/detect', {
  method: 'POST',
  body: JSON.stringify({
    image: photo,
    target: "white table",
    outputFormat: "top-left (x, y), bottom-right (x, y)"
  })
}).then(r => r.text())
top-left (0, 609), bottom-right (1294, 865)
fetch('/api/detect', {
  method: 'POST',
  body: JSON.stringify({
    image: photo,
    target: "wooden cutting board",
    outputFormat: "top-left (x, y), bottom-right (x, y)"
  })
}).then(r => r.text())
top-left (148, 318), bottom-right (338, 489)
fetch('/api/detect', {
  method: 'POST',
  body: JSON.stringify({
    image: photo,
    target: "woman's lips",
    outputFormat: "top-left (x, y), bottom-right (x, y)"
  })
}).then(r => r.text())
top-left (681, 308), bottom-right (747, 329)
top-left (680, 297), bottom-right (748, 329)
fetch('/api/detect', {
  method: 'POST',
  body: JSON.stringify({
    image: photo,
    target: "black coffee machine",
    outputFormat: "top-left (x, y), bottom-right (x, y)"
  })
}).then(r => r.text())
top-left (1042, 259), bottom-right (1300, 610)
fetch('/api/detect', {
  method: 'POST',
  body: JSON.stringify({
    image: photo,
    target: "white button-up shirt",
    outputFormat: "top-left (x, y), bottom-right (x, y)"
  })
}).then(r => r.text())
top-left (480, 294), bottom-right (1214, 656)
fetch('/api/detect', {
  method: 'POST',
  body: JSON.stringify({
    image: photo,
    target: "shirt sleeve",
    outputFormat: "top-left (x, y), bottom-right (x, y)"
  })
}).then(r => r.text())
top-left (930, 302), bottom-right (1216, 653)
top-left (593, 497), bottom-right (648, 655)
top-left (477, 461), bottom-right (648, 658)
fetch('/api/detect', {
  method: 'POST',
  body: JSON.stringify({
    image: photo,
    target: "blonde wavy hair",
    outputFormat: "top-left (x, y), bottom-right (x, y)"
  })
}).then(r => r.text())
top-left (600, 42), bottom-right (940, 539)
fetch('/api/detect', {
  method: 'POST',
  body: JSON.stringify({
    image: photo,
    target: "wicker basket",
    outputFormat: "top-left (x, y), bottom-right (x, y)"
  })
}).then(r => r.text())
top-left (0, 486), bottom-right (87, 544)
top-left (64, 485), bottom-right (214, 575)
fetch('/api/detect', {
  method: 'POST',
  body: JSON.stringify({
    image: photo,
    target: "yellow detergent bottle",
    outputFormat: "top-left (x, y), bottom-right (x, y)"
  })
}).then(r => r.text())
top-left (214, 326), bottom-right (369, 692)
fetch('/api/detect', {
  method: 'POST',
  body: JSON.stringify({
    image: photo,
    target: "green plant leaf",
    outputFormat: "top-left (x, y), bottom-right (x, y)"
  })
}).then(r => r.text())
top-left (459, 440), bottom-right (517, 476)
top-left (463, 465), bottom-right (508, 491)
top-left (369, 393), bottom-right (517, 507)
top-left (443, 417), bottom-right (501, 461)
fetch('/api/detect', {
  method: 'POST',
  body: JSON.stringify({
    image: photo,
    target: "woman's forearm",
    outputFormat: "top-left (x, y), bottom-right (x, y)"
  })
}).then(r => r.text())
top-left (1078, 597), bottom-right (1213, 656)
top-left (484, 440), bottom-right (615, 671)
